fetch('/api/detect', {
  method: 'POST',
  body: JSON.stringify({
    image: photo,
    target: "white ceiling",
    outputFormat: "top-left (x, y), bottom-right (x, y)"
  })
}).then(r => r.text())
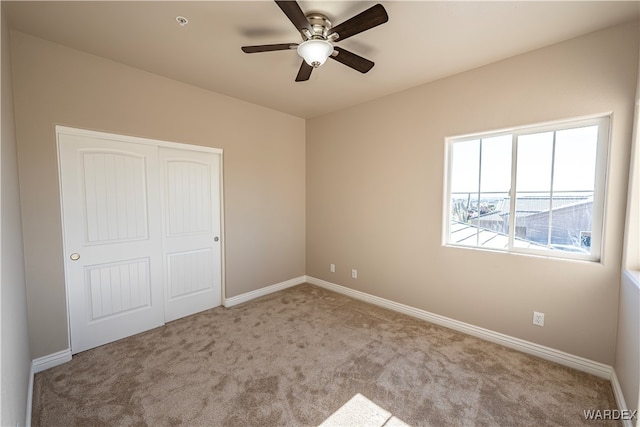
top-left (5, 1), bottom-right (640, 118)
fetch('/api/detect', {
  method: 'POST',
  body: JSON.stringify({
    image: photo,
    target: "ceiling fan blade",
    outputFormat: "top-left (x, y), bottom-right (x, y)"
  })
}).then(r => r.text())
top-left (330, 47), bottom-right (374, 73)
top-left (328, 4), bottom-right (388, 42)
top-left (295, 61), bottom-right (313, 82)
top-left (241, 43), bottom-right (297, 53)
top-left (275, 1), bottom-right (313, 34)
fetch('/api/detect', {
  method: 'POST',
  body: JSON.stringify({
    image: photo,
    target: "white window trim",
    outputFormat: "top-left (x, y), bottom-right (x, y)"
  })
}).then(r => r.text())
top-left (442, 114), bottom-right (611, 263)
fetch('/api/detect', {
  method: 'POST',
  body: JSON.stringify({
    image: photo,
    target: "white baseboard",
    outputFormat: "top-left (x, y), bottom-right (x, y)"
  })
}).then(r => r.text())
top-left (32, 348), bottom-right (72, 374)
top-left (27, 348), bottom-right (72, 426)
top-left (610, 370), bottom-right (635, 427)
top-left (223, 276), bottom-right (306, 308)
top-left (305, 276), bottom-right (613, 380)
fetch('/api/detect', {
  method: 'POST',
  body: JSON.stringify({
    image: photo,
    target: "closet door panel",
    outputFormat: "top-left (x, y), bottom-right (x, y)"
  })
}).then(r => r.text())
top-left (58, 132), bottom-right (164, 354)
top-left (160, 147), bottom-right (222, 322)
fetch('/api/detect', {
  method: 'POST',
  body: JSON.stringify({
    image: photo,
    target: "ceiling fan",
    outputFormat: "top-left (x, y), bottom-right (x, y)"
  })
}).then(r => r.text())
top-left (241, 1), bottom-right (388, 82)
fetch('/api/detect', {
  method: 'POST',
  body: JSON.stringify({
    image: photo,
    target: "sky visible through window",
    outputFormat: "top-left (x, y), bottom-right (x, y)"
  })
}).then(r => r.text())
top-left (451, 126), bottom-right (597, 195)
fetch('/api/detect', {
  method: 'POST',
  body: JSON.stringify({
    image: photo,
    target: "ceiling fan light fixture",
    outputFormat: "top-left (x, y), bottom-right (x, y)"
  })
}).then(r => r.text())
top-left (297, 39), bottom-right (333, 68)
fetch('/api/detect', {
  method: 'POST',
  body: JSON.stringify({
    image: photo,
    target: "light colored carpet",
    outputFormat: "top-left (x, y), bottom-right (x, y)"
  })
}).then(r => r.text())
top-left (32, 284), bottom-right (619, 426)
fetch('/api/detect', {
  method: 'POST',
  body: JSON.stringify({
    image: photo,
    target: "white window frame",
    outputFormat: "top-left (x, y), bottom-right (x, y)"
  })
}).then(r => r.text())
top-left (443, 114), bottom-right (610, 262)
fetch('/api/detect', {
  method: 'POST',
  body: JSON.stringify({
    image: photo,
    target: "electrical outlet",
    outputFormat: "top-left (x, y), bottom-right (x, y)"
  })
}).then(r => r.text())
top-left (351, 269), bottom-right (358, 279)
top-left (533, 311), bottom-right (545, 327)
top-left (330, 263), bottom-right (335, 273)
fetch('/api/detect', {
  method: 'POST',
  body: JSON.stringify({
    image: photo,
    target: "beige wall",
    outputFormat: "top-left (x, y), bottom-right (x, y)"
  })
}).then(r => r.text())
top-left (10, 31), bottom-right (306, 359)
top-left (1, 5), bottom-right (31, 426)
top-left (306, 21), bottom-right (639, 365)
top-left (614, 44), bottom-right (640, 420)
top-left (623, 43), bottom-right (640, 273)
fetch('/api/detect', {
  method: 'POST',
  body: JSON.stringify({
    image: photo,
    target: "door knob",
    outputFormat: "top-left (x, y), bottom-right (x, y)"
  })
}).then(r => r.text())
top-left (70, 253), bottom-right (80, 261)
top-left (214, 236), bottom-right (219, 242)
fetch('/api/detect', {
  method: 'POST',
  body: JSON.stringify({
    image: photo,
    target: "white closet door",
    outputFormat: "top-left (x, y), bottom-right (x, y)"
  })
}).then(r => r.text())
top-left (159, 147), bottom-right (222, 322)
top-left (59, 133), bottom-right (164, 354)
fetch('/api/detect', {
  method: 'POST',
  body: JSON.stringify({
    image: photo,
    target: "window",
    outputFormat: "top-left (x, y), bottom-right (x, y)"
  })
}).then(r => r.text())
top-left (444, 116), bottom-right (609, 261)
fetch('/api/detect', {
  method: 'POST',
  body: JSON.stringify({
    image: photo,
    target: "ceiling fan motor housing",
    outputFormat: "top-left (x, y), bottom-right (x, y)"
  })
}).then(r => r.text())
top-left (304, 13), bottom-right (333, 40)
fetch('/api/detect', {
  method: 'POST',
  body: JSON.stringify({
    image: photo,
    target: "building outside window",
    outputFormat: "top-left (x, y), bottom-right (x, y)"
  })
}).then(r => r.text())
top-left (444, 115), bottom-right (610, 262)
